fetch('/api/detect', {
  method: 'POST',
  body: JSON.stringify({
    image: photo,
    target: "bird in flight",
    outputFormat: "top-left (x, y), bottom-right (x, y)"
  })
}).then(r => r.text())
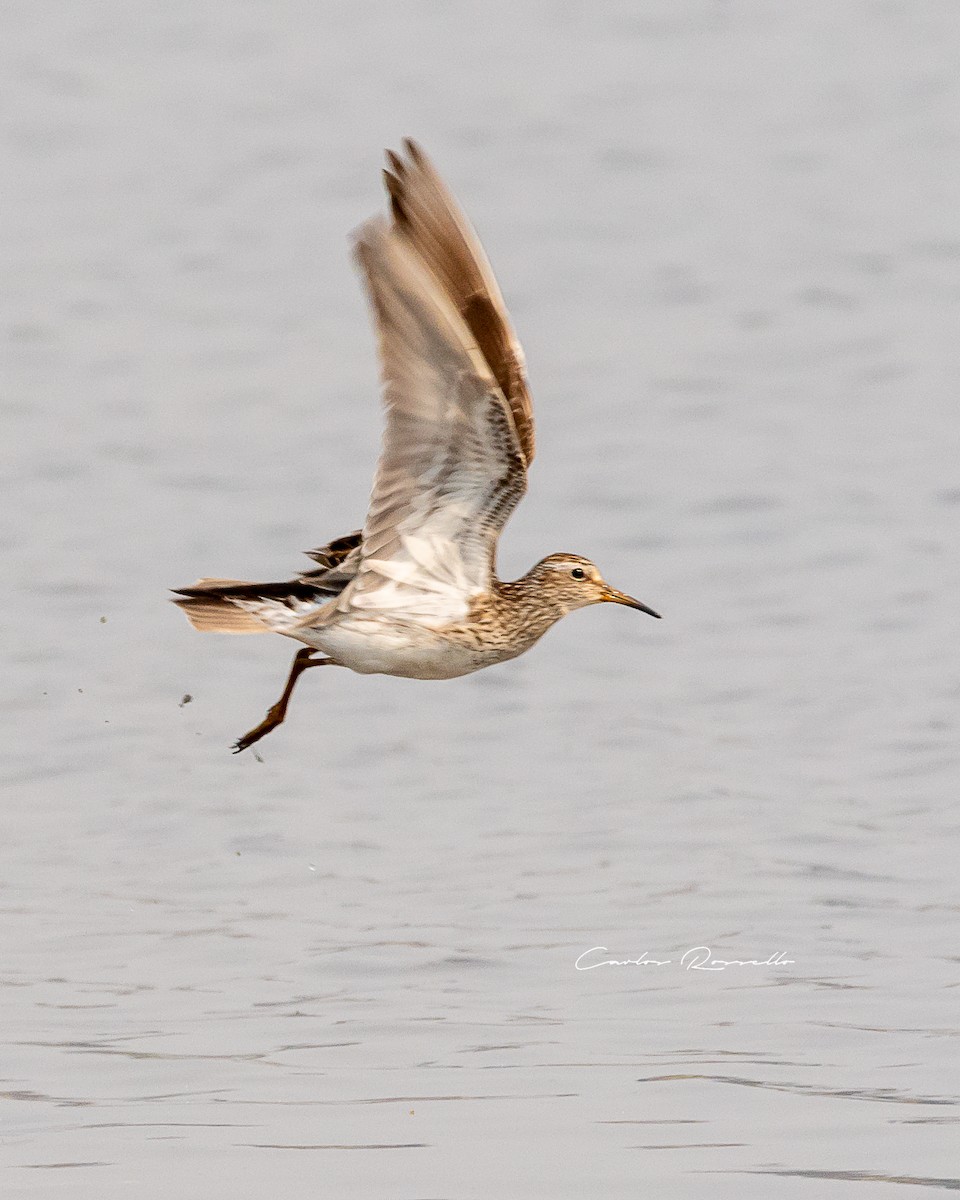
top-left (173, 140), bottom-right (660, 753)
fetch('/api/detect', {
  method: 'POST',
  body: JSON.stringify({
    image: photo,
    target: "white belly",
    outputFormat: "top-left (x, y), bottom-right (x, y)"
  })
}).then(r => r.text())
top-left (292, 617), bottom-right (488, 680)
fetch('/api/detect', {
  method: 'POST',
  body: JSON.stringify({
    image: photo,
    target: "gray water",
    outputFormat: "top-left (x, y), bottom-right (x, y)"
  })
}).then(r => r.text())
top-left (3, 2), bottom-right (959, 1196)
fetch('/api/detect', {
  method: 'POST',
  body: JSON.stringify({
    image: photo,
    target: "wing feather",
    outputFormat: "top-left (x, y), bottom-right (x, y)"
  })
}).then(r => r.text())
top-left (344, 213), bottom-right (527, 622)
top-left (382, 139), bottom-right (535, 465)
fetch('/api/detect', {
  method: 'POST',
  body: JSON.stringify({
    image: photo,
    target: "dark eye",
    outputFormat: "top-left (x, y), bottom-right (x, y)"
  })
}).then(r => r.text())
top-left (571, 567), bottom-right (586, 581)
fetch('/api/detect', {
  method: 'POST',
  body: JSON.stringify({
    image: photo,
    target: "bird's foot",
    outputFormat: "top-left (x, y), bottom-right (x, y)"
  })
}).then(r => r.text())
top-left (231, 703), bottom-right (284, 754)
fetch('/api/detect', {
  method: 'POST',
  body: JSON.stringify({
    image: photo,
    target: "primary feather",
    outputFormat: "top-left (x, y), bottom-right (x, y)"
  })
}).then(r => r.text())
top-left (341, 212), bottom-right (527, 624)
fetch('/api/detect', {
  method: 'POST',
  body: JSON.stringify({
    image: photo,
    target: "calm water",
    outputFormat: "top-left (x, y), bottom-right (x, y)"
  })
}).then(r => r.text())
top-left (3, 2), bottom-right (959, 1195)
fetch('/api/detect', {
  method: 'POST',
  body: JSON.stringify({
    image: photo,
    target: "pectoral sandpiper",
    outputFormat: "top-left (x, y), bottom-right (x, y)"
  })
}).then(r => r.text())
top-left (173, 140), bottom-right (660, 753)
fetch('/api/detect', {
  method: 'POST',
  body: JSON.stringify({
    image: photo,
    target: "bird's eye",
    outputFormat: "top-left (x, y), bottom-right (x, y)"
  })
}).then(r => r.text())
top-left (571, 567), bottom-right (586, 581)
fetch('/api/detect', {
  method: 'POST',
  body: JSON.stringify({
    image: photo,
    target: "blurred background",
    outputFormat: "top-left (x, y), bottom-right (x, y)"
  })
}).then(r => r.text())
top-left (2, 1), bottom-right (959, 1195)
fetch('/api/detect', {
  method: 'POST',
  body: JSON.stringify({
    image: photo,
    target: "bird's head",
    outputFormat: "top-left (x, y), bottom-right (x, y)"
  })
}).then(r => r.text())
top-left (527, 554), bottom-right (661, 619)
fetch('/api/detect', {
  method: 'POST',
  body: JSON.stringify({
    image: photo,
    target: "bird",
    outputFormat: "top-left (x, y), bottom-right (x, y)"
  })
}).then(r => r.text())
top-left (172, 139), bottom-right (660, 753)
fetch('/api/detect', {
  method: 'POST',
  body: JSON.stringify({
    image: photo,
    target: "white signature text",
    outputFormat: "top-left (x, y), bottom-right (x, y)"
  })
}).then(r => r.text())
top-left (575, 946), bottom-right (795, 972)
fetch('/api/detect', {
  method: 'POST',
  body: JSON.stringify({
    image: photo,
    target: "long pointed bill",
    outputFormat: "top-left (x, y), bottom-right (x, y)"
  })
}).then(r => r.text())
top-left (603, 588), bottom-right (661, 619)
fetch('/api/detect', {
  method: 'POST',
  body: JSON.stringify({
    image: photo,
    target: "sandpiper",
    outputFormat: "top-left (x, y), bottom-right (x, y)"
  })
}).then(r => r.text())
top-left (173, 140), bottom-right (660, 752)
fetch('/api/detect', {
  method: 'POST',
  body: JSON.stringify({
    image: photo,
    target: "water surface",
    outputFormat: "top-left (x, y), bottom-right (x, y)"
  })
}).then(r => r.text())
top-left (3, 2), bottom-right (959, 1195)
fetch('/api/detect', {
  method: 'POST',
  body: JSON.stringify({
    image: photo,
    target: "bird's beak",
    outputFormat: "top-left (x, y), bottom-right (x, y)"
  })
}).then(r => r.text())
top-left (602, 588), bottom-right (661, 619)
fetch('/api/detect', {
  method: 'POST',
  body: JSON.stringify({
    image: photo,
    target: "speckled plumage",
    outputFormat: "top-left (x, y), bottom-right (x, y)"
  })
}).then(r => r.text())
top-left (172, 142), bottom-right (660, 752)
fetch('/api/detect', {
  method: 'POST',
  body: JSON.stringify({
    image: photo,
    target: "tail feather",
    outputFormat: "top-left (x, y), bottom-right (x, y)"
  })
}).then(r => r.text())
top-left (172, 592), bottom-right (271, 634)
top-left (172, 532), bottom-right (361, 637)
top-left (171, 577), bottom-right (341, 635)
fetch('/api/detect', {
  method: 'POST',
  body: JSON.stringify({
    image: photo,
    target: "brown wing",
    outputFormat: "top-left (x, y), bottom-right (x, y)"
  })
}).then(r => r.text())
top-left (341, 217), bottom-right (527, 622)
top-left (302, 529), bottom-right (362, 570)
top-left (381, 139), bottom-right (535, 466)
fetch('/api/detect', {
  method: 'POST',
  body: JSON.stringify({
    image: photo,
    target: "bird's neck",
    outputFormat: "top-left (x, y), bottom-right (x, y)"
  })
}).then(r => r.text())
top-left (490, 571), bottom-right (567, 644)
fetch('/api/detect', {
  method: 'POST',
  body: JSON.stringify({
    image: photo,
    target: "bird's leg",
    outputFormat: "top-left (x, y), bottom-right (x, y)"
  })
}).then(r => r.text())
top-left (232, 648), bottom-right (334, 754)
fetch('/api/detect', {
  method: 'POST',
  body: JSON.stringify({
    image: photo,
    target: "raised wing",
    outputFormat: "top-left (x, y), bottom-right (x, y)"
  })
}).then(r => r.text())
top-left (343, 209), bottom-right (528, 622)
top-left (383, 139), bottom-right (535, 465)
